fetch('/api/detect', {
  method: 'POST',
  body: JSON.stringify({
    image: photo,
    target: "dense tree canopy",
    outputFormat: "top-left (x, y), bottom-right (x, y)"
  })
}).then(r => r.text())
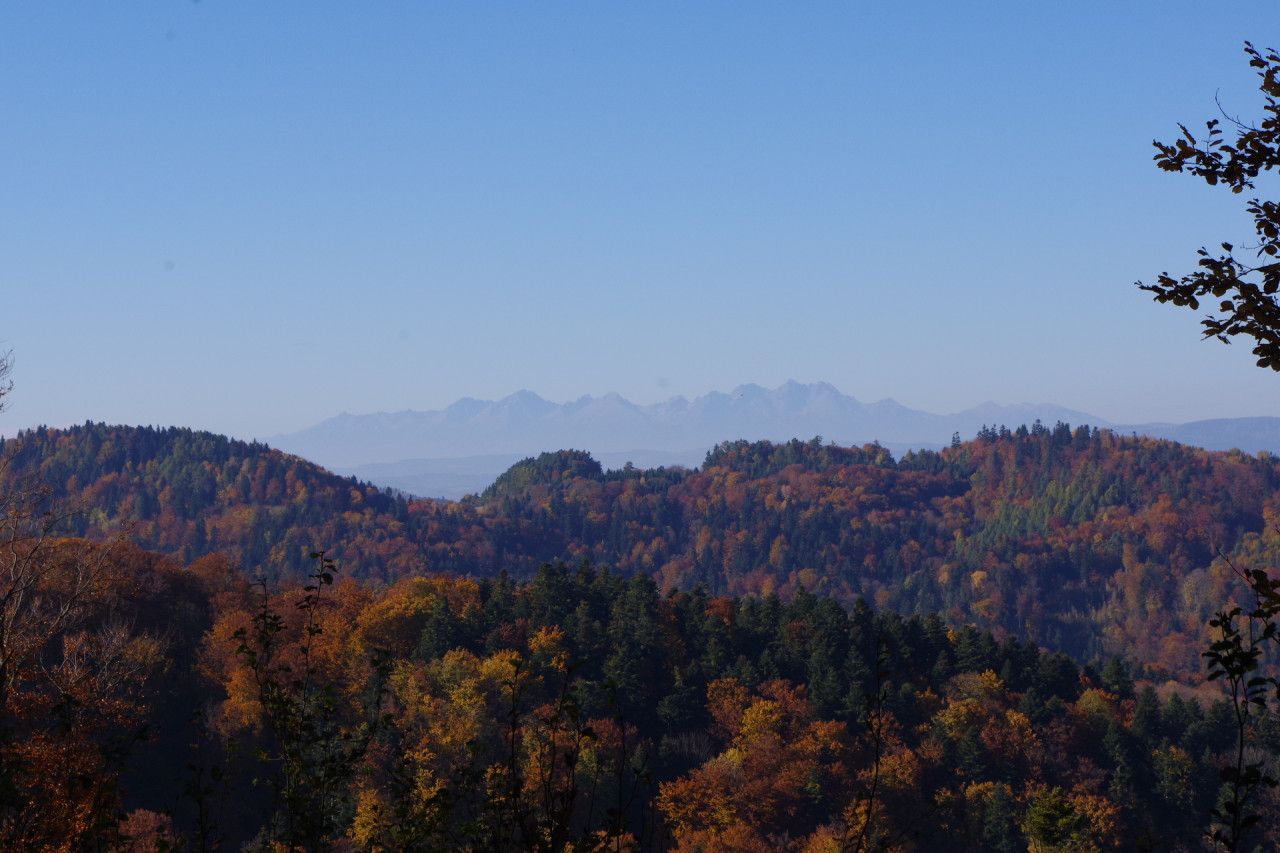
top-left (0, 543), bottom-right (1256, 851)
top-left (8, 422), bottom-right (1280, 678)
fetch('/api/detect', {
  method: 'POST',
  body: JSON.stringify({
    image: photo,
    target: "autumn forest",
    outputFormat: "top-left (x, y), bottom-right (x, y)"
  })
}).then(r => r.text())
top-left (5, 413), bottom-right (1280, 851)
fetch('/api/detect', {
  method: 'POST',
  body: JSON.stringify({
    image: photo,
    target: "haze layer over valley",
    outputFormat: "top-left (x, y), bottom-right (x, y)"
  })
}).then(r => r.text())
top-left (265, 381), bottom-right (1280, 498)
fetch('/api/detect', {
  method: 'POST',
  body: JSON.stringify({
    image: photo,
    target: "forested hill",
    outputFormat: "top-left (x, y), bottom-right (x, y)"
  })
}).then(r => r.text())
top-left (5, 420), bottom-right (1280, 676)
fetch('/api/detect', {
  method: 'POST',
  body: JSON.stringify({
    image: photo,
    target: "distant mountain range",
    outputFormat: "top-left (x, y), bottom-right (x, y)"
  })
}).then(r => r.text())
top-left (264, 381), bottom-right (1280, 498)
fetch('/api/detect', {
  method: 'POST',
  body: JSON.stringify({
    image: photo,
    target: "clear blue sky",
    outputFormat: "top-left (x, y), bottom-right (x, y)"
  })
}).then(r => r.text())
top-left (3, 2), bottom-right (1279, 440)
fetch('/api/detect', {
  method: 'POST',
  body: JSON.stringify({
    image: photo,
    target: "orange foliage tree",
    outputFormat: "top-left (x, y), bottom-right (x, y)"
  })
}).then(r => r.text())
top-left (0, 435), bottom-right (162, 851)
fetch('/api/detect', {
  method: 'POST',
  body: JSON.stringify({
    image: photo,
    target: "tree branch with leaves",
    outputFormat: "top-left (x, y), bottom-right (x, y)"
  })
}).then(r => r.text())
top-left (1138, 43), bottom-right (1280, 368)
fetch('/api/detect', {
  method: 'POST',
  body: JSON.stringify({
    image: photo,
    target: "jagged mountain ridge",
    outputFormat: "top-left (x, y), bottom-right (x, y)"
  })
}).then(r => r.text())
top-left (265, 381), bottom-right (1280, 498)
top-left (266, 381), bottom-right (1113, 471)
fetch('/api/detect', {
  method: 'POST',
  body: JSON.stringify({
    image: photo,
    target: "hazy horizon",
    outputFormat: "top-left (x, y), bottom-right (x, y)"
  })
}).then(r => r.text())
top-left (6, 3), bottom-right (1280, 438)
top-left (2, 376), bottom-right (1274, 444)
top-left (0, 379), bottom-right (1134, 439)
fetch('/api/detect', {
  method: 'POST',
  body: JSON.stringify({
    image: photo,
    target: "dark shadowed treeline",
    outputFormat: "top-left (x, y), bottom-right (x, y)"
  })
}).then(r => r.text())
top-left (2, 538), bottom-right (1268, 851)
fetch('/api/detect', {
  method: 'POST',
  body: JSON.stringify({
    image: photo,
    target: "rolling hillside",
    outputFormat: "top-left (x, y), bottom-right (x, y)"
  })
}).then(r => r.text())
top-left (6, 420), bottom-right (1280, 676)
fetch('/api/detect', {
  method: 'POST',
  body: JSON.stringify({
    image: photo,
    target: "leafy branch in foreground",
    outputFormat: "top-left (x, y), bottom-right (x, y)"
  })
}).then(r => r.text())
top-left (1202, 558), bottom-right (1280, 852)
top-left (233, 550), bottom-right (391, 852)
top-left (1138, 42), bottom-right (1280, 369)
top-left (844, 635), bottom-right (892, 853)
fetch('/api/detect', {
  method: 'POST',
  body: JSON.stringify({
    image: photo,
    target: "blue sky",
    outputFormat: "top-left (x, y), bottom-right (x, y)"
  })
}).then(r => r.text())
top-left (3, 2), bottom-right (1279, 440)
